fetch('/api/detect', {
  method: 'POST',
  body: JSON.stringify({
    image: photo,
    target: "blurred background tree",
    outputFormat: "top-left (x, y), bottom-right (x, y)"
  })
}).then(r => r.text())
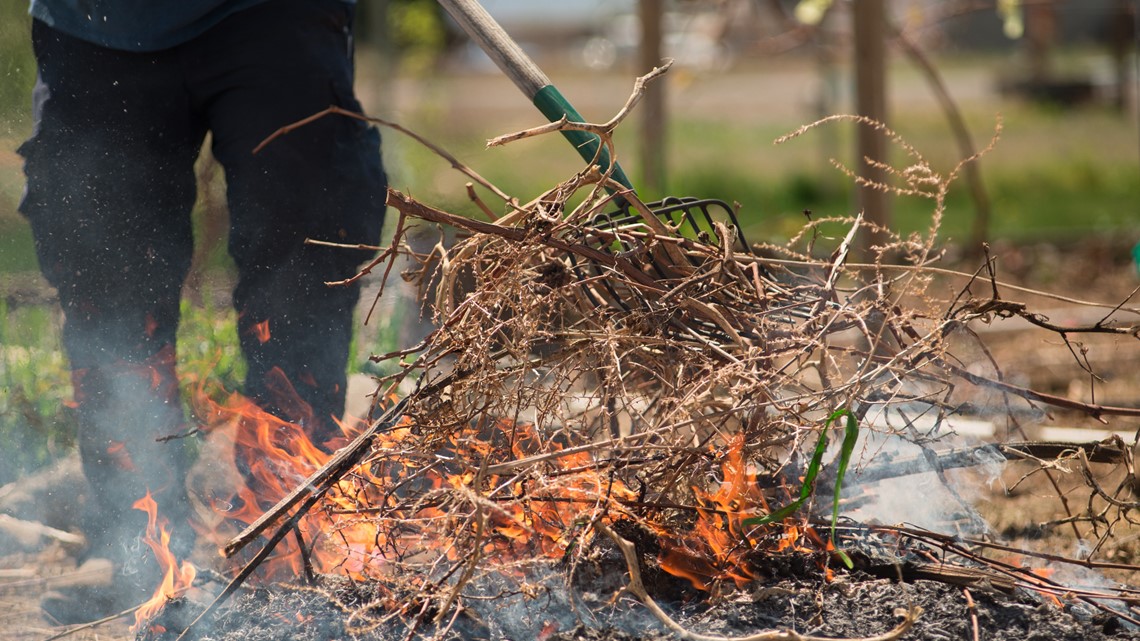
top-left (0, 3), bottom-right (33, 126)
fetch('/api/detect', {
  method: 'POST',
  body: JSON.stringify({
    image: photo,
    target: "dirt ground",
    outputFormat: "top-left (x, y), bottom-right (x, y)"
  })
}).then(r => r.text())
top-left (2, 237), bottom-right (1139, 640)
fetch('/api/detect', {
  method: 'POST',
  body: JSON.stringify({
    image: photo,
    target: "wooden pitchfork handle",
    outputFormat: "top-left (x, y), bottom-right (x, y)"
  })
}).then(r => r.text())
top-left (436, 0), bottom-right (635, 192)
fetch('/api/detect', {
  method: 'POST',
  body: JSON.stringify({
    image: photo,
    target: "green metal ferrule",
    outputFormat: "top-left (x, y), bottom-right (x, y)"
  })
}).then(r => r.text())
top-left (532, 84), bottom-right (634, 193)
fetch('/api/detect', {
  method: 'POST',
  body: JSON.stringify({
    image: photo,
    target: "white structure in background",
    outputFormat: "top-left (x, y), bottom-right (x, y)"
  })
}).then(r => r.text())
top-left (579, 10), bottom-right (735, 71)
top-left (447, 0), bottom-right (736, 72)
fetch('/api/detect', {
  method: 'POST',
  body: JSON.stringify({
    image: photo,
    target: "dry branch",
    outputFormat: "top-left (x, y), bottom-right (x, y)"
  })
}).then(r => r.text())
top-left (598, 523), bottom-right (922, 641)
top-left (0, 514), bottom-right (84, 550)
top-left (193, 87), bottom-right (1140, 639)
top-left (826, 439), bottom-right (1135, 488)
top-left (224, 396), bottom-right (410, 559)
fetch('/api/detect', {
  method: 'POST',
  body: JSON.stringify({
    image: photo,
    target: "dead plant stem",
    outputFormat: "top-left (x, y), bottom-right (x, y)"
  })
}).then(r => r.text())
top-left (596, 523), bottom-right (922, 641)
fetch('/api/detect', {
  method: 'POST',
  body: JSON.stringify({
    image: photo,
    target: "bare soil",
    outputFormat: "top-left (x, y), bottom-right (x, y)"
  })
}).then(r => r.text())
top-left (132, 534), bottom-right (1139, 641)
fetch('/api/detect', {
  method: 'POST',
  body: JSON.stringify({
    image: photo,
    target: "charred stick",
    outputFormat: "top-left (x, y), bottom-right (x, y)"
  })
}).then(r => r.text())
top-left (881, 561), bottom-right (1016, 593)
top-left (44, 597), bottom-right (180, 641)
top-left (293, 523), bottom-right (316, 585)
top-left (177, 487), bottom-right (328, 641)
top-left (959, 547), bottom-right (1135, 623)
top-left (871, 523), bottom-right (1140, 573)
top-left (224, 396), bottom-right (409, 558)
top-left (1005, 440), bottom-right (1133, 465)
top-left (596, 522), bottom-right (922, 641)
top-left (861, 524), bottom-right (1140, 625)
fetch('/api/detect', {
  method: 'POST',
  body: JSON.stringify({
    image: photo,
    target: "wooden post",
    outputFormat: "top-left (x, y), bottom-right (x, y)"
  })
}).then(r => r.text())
top-left (639, 0), bottom-right (666, 197)
top-left (365, 0), bottom-right (394, 112)
top-left (853, 0), bottom-right (890, 257)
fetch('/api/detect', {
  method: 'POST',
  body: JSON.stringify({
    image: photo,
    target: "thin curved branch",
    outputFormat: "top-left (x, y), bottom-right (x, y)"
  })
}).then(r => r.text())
top-left (596, 523), bottom-right (922, 641)
top-left (254, 105), bottom-right (516, 205)
top-left (487, 59), bottom-right (674, 148)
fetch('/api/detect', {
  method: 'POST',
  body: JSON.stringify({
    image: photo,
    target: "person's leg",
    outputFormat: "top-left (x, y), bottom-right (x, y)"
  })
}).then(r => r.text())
top-left (187, 0), bottom-right (386, 447)
top-left (18, 21), bottom-right (203, 580)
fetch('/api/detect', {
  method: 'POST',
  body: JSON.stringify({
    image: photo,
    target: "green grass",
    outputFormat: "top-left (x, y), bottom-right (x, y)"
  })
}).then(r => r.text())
top-left (0, 220), bottom-right (36, 272)
top-left (0, 4), bottom-right (33, 123)
top-left (0, 296), bottom-right (252, 486)
top-left (0, 300), bottom-right (71, 485)
top-left (647, 105), bottom-right (1140, 245)
top-left (377, 96), bottom-right (1139, 251)
top-left (175, 299), bottom-right (246, 400)
top-left (663, 158), bottom-right (1140, 245)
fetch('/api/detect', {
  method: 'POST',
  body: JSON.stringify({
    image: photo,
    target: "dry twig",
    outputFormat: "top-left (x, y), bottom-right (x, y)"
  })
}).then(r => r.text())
top-left (185, 81), bottom-right (1140, 638)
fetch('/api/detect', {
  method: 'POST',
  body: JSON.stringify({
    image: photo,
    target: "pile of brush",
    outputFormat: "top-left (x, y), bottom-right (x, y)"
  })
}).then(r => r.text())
top-left (196, 101), bottom-right (1140, 641)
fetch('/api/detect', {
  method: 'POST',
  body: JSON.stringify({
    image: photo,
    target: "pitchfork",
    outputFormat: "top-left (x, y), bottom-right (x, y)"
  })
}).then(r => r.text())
top-left (436, 0), bottom-right (765, 322)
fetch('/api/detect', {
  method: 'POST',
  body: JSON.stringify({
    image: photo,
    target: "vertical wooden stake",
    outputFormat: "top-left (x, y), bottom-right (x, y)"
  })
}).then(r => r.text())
top-left (639, 0), bottom-right (666, 197)
top-left (853, 0), bottom-right (890, 257)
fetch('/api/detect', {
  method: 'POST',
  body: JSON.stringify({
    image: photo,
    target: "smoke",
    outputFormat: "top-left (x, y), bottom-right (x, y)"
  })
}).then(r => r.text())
top-left (839, 409), bottom-right (1006, 536)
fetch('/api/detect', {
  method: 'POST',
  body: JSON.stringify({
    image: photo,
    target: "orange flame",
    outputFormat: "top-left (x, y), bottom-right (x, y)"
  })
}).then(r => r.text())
top-left (188, 385), bottom-right (651, 584)
top-left (181, 375), bottom-right (821, 601)
top-left (997, 554), bottom-right (1065, 607)
top-left (653, 434), bottom-right (819, 590)
top-left (131, 491), bottom-right (197, 632)
top-left (653, 435), bottom-right (757, 588)
top-left (1029, 567), bottom-right (1064, 607)
top-left (188, 379), bottom-right (446, 582)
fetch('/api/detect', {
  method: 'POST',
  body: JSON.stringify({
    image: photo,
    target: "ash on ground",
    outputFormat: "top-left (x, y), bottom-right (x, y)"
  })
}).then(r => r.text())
top-left (145, 560), bottom-right (1139, 641)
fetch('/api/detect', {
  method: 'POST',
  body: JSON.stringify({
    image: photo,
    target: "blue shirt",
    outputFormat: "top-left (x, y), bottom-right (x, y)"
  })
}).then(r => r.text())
top-left (29, 0), bottom-right (272, 51)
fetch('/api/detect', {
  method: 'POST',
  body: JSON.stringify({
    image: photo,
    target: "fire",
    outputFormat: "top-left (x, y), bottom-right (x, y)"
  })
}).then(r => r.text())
top-left (653, 435), bottom-right (823, 590)
top-left (655, 435), bottom-right (765, 589)
top-left (1029, 567), bottom-right (1064, 607)
top-left (1001, 555), bottom-right (1065, 608)
top-left (188, 387), bottom-right (649, 584)
top-left (131, 491), bottom-right (198, 632)
top-left (775, 524), bottom-right (801, 553)
top-left (190, 389), bottom-right (352, 579)
top-left (482, 418), bottom-right (640, 559)
top-left (170, 376), bottom-right (828, 620)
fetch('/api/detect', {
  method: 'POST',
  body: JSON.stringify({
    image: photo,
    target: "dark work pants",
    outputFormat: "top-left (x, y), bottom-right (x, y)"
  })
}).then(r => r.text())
top-left (18, 0), bottom-right (386, 563)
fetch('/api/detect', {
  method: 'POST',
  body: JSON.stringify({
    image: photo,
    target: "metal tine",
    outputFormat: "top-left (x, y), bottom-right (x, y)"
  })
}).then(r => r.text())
top-left (569, 197), bottom-right (835, 341)
top-left (651, 197), bottom-right (751, 255)
top-left (570, 198), bottom-right (748, 341)
top-left (654, 200), bottom-right (835, 325)
top-left (569, 200), bottom-right (682, 312)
